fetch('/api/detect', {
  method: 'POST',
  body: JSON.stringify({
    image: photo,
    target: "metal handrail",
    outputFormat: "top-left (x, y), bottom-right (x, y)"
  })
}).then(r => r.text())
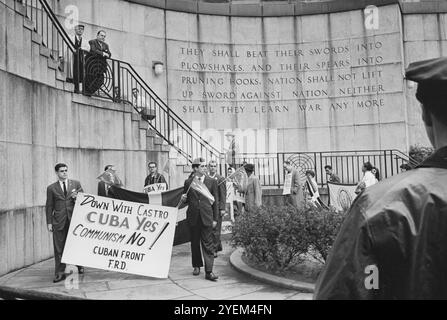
top-left (19, 0), bottom-right (222, 165)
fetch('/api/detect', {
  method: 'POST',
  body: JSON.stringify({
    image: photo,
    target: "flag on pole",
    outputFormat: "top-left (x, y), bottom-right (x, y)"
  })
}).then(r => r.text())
top-left (189, 176), bottom-right (215, 205)
top-left (327, 182), bottom-right (358, 212)
top-left (97, 168), bottom-right (123, 187)
top-left (109, 185), bottom-right (190, 245)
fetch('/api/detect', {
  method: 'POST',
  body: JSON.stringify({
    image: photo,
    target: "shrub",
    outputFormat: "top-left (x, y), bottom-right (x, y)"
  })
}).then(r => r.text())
top-left (302, 204), bottom-right (345, 264)
top-left (231, 204), bottom-right (346, 272)
top-left (231, 205), bottom-right (309, 271)
top-left (409, 144), bottom-right (434, 165)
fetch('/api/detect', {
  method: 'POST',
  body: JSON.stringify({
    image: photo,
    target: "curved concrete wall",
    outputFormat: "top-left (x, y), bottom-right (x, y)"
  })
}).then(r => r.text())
top-left (0, 0), bottom-right (156, 276)
top-left (52, 0), bottom-right (438, 156)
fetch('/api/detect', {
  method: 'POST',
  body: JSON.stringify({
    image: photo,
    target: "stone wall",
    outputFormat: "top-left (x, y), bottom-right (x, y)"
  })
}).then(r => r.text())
top-left (53, 0), bottom-right (427, 156)
top-left (0, 0), bottom-right (155, 276)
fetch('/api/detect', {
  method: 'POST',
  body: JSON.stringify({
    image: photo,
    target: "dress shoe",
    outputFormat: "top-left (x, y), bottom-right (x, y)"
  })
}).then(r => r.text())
top-left (193, 267), bottom-right (200, 276)
top-left (53, 274), bottom-right (66, 283)
top-left (205, 272), bottom-right (218, 281)
top-left (77, 266), bottom-right (85, 274)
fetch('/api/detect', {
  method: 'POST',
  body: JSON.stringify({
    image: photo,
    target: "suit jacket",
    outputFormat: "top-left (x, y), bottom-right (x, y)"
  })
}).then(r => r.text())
top-left (144, 173), bottom-right (168, 189)
top-left (98, 181), bottom-right (108, 197)
top-left (245, 174), bottom-right (262, 212)
top-left (45, 180), bottom-right (83, 230)
top-left (208, 173), bottom-right (227, 212)
top-left (89, 39), bottom-right (111, 58)
top-left (183, 175), bottom-right (219, 227)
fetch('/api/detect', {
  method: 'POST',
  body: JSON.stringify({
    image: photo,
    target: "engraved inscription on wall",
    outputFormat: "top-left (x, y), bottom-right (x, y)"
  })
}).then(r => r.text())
top-left (167, 32), bottom-right (403, 129)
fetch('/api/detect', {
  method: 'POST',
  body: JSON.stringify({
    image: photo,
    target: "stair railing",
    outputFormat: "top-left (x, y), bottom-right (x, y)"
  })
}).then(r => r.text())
top-left (18, 0), bottom-right (224, 166)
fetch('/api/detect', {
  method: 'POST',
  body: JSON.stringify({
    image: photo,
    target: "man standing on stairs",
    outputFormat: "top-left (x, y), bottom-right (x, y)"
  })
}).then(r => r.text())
top-left (207, 160), bottom-right (226, 258)
top-left (180, 158), bottom-right (219, 282)
top-left (144, 162), bottom-right (168, 192)
top-left (70, 24), bottom-right (88, 93)
top-left (45, 163), bottom-right (84, 283)
top-left (85, 30), bottom-right (111, 95)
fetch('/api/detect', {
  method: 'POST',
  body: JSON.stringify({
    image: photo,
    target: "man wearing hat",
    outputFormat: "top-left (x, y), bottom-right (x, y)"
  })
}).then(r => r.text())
top-left (314, 57), bottom-right (447, 299)
top-left (68, 24), bottom-right (89, 92)
top-left (180, 158), bottom-right (219, 281)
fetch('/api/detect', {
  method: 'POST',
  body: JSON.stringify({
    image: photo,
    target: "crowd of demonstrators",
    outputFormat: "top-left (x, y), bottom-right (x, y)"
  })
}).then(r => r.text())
top-left (315, 57), bottom-right (447, 299)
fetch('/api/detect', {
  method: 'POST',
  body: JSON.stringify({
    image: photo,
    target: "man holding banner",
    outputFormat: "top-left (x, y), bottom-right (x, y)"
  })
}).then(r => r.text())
top-left (144, 162), bottom-right (168, 193)
top-left (180, 158), bottom-right (219, 281)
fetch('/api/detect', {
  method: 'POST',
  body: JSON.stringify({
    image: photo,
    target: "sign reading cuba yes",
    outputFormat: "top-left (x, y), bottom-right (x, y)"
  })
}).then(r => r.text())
top-left (62, 193), bottom-right (178, 278)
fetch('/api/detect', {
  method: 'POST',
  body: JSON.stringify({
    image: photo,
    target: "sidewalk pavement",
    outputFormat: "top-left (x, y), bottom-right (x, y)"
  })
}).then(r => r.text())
top-left (0, 240), bottom-right (312, 300)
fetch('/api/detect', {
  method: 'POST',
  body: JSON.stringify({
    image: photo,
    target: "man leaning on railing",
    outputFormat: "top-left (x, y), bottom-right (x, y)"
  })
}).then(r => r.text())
top-left (83, 30), bottom-right (111, 96)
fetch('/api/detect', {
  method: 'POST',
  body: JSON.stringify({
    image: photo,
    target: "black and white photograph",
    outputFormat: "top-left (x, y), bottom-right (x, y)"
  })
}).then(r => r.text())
top-left (1, 0), bottom-right (447, 311)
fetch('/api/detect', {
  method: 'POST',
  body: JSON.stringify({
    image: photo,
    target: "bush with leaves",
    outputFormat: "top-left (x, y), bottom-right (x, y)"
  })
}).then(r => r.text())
top-left (301, 204), bottom-right (346, 264)
top-left (231, 205), bottom-right (310, 271)
top-left (409, 144), bottom-right (434, 165)
top-left (231, 204), bottom-right (346, 271)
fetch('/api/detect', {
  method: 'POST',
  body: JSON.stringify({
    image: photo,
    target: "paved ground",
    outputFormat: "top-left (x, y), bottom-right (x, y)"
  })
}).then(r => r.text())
top-left (0, 240), bottom-right (312, 300)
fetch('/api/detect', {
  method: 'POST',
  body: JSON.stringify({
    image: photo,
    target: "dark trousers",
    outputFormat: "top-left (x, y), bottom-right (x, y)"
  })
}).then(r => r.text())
top-left (190, 217), bottom-right (214, 273)
top-left (52, 219), bottom-right (70, 276)
top-left (213, 212), bottom-right (223, 253)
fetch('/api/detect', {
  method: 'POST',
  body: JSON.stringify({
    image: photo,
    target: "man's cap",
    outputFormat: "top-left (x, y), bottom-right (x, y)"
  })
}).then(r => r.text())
top-left (192, 157), bottom-right (206, 165)
top-left (405, 57), bottom-right (447, 110)
top-left (75, 24), bottom-right (85, 29)
top-left (244, 164), bottom-right (254, 172)
top-left (405, 57), bottom-right (447, 83)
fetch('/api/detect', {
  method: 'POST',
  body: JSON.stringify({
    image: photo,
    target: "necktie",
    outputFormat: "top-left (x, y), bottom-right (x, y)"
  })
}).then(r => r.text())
top-left (63, 181), bottom-right (67, 197)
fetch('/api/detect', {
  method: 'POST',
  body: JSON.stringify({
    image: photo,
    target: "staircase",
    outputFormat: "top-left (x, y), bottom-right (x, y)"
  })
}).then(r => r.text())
top-left (5, 0), bottom-right (225, 178)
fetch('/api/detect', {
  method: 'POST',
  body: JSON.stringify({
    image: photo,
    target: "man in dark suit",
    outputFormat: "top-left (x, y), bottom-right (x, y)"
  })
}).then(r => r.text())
top-left (72, 24), bottom-right (88, 92)
top-left (207, 160), bottom-right (226, 257)
top-left (180, 158), bottom-right (219, 281)
top-left (144, 161), bottom-right (168, 192)
top-left (89, 30), bottom-right (111, 59)
top-left (46, 163), bottom-right (84, 283)
top-left (85, 30), bottom-right (111, 95)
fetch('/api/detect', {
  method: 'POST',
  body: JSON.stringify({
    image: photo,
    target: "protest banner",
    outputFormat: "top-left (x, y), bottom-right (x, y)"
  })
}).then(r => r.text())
top-left (327, 182), bottom-right (358, 211)
top-left (144, 183), bottom-right (167, 193)
top-left (62, 193), bottom-right (178, 278)
top-left (109, 186), bottom-right (190, 246)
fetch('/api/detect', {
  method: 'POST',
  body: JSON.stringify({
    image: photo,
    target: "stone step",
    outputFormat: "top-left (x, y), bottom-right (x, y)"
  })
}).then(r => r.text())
top-left (131, 112), bottom-right (140, 122)
top-left (14, 2), bottom-right (26, 16)
top-left (139, 119), bottom-right (148, 130)
top-left (46, 66), bottom-right (56, 88)
top-left (55, 79), bottom-right (64, 90)
top-left (154, 137), bottom-right (163, 145)
top-left (47, 57), bottom-right (58, 70)
top-left (31, 32), bottom-right (42, 45)
top-left (55, 69), bottom-right (66, 81)
top-left (23, 17), bottom-right (35, 31)
top-left (64, 82), bottom-right (74, 92)
top-left (39, 45), bottom-right (50, 58)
